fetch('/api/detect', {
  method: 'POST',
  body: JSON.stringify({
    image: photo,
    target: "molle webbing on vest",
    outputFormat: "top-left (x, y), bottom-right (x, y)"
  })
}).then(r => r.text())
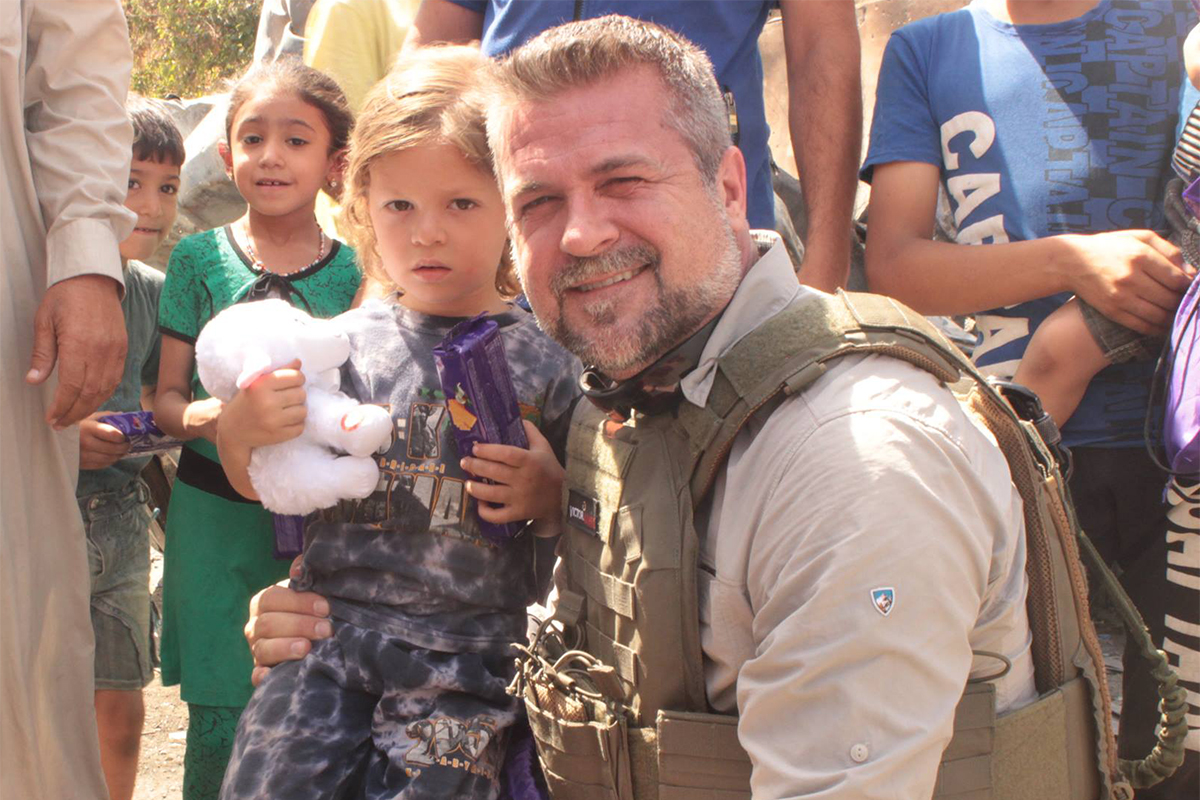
top-left (522, 290), bottom-right (1130, 800)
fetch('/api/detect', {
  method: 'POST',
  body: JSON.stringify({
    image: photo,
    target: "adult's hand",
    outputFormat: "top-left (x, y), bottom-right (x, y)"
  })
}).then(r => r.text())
top-left (1061, 229), bottom-right (1194, 335)
top-left (26, 274), bottom-right (127, 429)
top-left (245, 560), bottom-right (331, 687)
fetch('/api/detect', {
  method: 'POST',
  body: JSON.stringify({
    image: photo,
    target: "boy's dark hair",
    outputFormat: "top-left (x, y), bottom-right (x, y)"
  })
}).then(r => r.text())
top-left (128, 95), bottom-right (186, 166)
top-left (225, 57), bottom-right (354, 153)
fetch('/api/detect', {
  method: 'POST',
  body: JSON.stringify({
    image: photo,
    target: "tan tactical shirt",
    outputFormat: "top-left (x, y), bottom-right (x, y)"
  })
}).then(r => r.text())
top-left (686, 234), bottom-right (1039, 799)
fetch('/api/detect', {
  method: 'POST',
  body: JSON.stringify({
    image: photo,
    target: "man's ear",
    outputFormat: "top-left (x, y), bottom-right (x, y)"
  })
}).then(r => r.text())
top-left (218, 140), bottom-right (233, 175)
top-left (715, 145), bottom-right (748, 223)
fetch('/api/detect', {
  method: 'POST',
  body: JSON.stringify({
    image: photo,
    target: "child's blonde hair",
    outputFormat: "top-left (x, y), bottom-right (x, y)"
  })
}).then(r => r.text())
top-left (341, 46), bottom-right (520, 298)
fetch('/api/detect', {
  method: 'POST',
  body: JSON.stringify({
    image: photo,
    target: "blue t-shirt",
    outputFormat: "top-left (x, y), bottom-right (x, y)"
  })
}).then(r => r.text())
top-left (447, 0), bottom-right (777, 230)
top-left (862, 0), bottom-right (1193, 447)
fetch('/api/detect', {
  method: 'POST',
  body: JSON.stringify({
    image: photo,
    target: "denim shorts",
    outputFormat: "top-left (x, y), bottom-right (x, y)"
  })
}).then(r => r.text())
top-left (79, 480), bottom-right (154, 690)
top-left (1077, 299), bottom-right (1161, 365)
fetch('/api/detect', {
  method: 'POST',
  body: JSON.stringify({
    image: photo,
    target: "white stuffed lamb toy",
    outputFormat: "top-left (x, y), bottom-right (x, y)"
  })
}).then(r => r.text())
top-left (195, 299), bottom-right (393, 515)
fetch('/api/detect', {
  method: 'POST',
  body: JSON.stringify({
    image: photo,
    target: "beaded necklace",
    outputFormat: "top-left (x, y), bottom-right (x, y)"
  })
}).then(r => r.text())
top-left (241, 220), bottom-right (327, 275)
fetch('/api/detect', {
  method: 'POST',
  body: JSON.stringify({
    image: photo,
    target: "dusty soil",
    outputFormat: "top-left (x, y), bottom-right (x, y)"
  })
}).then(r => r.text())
top-left (135, 531), bottom-right (187, 800)
top-left (136, 676), bottom-right (187, 800)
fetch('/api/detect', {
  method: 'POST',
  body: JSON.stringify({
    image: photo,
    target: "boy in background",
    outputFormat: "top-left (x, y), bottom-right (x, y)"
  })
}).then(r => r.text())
top-left (76, 97), bottom-right (184, 800)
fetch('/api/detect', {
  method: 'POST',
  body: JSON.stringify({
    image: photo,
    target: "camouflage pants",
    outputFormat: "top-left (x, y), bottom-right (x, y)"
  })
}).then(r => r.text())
top-left (220, 620), bottom-right (519, 800)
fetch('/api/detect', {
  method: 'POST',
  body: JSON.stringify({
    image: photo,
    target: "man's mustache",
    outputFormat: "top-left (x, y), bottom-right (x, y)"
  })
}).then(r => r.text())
top-left (550, 243), bottom-right (661, 297)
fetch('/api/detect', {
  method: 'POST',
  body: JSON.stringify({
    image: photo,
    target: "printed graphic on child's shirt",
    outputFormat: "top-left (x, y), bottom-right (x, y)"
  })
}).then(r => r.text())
top-left (403, 714), bottom-right (498, 778)
top-left (431, 479), bottom-right (466, 526)
top-left (296, 301), bottom-right (581, 651)
top-left (408, 402), bottom-right (444, 459)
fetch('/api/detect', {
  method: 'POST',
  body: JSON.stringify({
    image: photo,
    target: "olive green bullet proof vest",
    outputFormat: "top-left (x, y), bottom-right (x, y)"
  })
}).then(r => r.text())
top-left (513, 291), bottom-right (1186, 800)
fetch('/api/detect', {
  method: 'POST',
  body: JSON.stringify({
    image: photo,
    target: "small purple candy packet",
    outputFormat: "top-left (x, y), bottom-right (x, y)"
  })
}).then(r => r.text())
top-left (433, 315), bottom-right (530, 545)
top-left (98, 410), bottom-right (184, 456)
top-left (1184, 175), bottom-right (1200, 220)
top-left (272, 513), bottom-right (306, 560)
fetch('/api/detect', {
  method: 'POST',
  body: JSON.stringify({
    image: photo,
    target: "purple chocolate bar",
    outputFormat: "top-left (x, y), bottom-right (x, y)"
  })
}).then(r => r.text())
top-left (272, 513), bottom-right (306, 560)
top-left (1184, 175), bottom-right (1200, 220)
top-left (433, 315), bottom-right (530, 544)
top-left (98, 410), bottom-right (184, 456)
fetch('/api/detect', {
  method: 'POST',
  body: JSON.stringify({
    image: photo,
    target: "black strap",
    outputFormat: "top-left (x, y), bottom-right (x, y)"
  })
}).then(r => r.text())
top-left (176, 446), bottom-right (260, 505)
top-left (239, 271), bottom-right (315, 314)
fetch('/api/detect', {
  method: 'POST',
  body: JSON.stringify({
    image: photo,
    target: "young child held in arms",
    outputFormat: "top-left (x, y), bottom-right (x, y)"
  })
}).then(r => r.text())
top-left (1014, 24), bottom-right (1200, 426)
top-left (76, 96), bottom-right (183, 800)
top-left (153, 58), bottom-right (360, 800)
top-left (215, 47), bottom-right (580, 800)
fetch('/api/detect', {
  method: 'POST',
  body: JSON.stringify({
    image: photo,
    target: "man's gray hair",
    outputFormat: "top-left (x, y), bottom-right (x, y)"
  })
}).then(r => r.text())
top-left (485, 15), bottom-right (731, 184)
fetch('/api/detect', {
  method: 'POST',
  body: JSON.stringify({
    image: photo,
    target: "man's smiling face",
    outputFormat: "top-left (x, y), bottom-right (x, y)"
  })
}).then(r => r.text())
top-left (495, 64), bottom-right (751, 379)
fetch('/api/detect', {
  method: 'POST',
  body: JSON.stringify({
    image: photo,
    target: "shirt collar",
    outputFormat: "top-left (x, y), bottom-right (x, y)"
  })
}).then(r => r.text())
top-left (679, 231), bottom-right (809, 407)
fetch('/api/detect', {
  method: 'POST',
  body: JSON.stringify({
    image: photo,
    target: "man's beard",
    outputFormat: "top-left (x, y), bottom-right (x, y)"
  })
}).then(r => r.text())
top-left (541, 222), bottom-right (742, 377)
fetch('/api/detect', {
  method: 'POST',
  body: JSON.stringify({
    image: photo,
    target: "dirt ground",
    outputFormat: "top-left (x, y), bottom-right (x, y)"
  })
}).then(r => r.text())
top-left (135, 539), bottom-right (187, 800)
top-left (137, 676), bottom-right (188, 800)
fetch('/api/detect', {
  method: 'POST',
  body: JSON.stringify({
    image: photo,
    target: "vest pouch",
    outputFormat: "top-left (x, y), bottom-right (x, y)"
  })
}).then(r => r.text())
top-left (520, 652), bottom-right (634, 799)
top-left (933, 682), bottom-right (995, 799)
top-left (991, 676), bottom-right (1099, 800)
top-left (647, 710), bottom-right (752, 800)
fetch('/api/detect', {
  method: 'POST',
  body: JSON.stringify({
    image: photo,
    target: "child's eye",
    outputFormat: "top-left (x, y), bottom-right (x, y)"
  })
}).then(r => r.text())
top-left (127, 178), bottom-right (141, 190)
top-left (241, 134), bottom-right (262, 145)
top-left (385, 200), bottom-right (412, 212)
top-left (451, 198), bottom-right (477, 211)
top-left (287, 137), bottom-right (308, 146)
top-left (161, 184), bottom-right (178, 195)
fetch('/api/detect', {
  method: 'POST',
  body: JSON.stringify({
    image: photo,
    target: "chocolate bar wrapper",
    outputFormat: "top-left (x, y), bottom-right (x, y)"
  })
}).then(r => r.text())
top-left (433, 315), bottom-right (529, 545)
top-left (1185, 175), bottom-right (1200, 219)
top-left (98, 411), bottom-right (184, 456)
top-left (272, 513), bottom-right (306, 560)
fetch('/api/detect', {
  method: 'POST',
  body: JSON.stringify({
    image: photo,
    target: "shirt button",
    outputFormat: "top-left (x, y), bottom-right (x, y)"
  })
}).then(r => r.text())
top-left (850, 743), bottom-right (869, 763)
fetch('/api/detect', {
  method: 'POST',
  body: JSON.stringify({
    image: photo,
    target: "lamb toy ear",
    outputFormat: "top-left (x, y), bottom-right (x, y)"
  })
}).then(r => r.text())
top-left (236, 348), bottom-right (276, 391)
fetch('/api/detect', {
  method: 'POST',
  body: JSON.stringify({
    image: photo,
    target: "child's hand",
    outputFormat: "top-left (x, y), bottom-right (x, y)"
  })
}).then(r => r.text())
top-left (79, 412), bottom-right (131, 470)
top-left (184, 397), bottom-right (225, 444)
top-left (461, 420), bottom-right (564, 526)
top-left (219, 359), bottom-right (307, 449)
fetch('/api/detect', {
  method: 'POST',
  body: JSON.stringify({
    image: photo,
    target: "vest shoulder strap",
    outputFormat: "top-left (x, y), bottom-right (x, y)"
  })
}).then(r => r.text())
top-left (682, 290), bottom-right (970, 505)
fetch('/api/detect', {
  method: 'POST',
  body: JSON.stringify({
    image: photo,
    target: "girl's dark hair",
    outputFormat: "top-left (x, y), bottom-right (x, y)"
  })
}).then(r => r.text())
top-left (224, 57), bottom-right (354, 152)
top-left (128, 95), bottom-right (186, 166)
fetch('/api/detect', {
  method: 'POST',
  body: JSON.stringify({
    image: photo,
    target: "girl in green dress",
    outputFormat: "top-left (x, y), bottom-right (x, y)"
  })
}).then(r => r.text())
top-left (154, 59), bottom-right (360, 800)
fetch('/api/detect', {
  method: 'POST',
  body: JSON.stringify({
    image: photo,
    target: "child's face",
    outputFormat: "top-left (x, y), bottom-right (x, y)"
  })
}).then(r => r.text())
top-left (118, 157), bottom-right (181, 262)
top-left (367, 143), bottom-right (509, 317)
top-left (223, 87), bottom-right (337, 219)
